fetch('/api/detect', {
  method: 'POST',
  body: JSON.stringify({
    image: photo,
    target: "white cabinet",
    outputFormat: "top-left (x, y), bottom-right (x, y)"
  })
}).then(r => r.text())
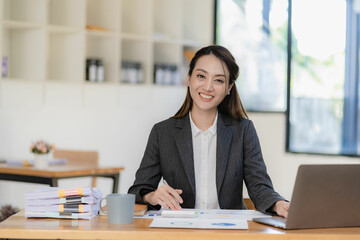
top-left (0, 0), bottom-right (213, 99)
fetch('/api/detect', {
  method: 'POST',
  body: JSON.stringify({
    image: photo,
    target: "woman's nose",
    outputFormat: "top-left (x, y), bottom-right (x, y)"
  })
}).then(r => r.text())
top-left (205, 80), bottom-right (214, 91)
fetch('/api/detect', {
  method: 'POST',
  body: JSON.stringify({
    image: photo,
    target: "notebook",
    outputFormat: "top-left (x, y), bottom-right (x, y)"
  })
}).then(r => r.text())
top-left (253, 164), bottom-right (360, 229)
top-left (134, 204), bottom-right (148, 216)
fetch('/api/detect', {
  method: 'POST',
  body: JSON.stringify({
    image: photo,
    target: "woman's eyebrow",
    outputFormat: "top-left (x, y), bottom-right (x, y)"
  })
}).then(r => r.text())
top-left (195, 68), bottom-right (226, 77)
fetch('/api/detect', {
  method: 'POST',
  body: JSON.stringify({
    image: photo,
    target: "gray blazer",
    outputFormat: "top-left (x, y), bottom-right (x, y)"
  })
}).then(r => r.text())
top-left (128, 112), bottom-right (285, 213)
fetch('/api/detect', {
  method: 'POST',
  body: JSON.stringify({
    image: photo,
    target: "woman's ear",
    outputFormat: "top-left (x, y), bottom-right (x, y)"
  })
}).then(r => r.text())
top-left (186, 75), bottom-right (190, 87)
top-left (228, 82), bottom-right (235, 93)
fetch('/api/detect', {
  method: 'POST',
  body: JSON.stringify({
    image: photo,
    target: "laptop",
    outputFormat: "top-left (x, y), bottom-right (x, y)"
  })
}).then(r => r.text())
top-left (253, 164), bottom-right (360, 229)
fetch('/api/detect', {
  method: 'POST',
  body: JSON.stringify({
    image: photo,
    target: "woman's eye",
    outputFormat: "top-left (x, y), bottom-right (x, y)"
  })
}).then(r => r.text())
top-left (197, 74), bottom-right (205, 79)
top-left (215, 79), bottom-right (224, 83)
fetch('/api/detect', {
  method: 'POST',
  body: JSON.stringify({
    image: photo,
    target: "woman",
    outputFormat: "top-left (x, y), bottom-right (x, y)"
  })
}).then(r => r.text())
top-left (128, 45), bottom-right (289, 217)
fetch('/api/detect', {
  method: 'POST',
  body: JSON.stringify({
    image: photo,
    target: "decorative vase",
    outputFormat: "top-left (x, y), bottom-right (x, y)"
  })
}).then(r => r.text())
top-left (33, 153), bottom-right (50, 169)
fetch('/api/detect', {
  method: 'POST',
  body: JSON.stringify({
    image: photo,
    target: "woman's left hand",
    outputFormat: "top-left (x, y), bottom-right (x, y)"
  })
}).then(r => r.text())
top-left (273, 200), bottom-right (290, 218)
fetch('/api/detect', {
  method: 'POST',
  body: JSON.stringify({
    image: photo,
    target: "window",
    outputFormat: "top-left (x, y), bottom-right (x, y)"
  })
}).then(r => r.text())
top-left (217, 0), bottom-right (360, 156)
top-left (216, 0), bottom-right (288, 112)
top-left (287, 0), bottom-right (360, 155)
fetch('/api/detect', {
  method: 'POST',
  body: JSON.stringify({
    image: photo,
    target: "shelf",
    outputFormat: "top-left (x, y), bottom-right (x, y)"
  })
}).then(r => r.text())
top-left (0, 80), bottom-right (44, 108)
top-left (47, 31), bottom-right (84, 82)
top-left (181, 39), bottom-right (204, 48)
top-left (153, 42), bottom-right (182, 86)
top-left (48, 25), bottom-right (82, 34)
top-left (182, 0), bottom-right (213, 45)
top-left (120, 38), bottom-right (151, 84)
top-left (83, 81), bottom-right (118, 86)
top-left (2, 26), bottom-right (46, 80)
top-left (152, 34), bottom-right (179, 44)
top-left (121, 0), bottom-right (152, 36)
top-left (153, 0), bottom-right (182, 39)
top-left (0, 77), bottom-right (44, 83)
top-left (44, 80), bottom-right (83, 85)
top-left (48, 0), bottom-right (85, 28)
top-left (86, 0), bottom-right (120, 32)
top-left (4, 0), bottom-right (47, 24)
top-left (86, 30), bottom-right (118, 38)
top-left (86, 34), bottom-right (118, 83)
top-left (121, 33), bottom-right (150, 41)
top-left (154, 41), bottom-right (181, 65)
top-left (2, 20), bottom-right (43, 29)
top-left (0, 0), bottom-right (213, 102)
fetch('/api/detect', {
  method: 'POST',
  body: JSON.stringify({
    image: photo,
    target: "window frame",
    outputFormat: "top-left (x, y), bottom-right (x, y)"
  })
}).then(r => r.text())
top-left (286, 0), bottom-right (360, 157)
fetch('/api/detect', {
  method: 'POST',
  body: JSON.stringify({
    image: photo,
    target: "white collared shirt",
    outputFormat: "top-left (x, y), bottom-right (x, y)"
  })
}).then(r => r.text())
top-left (189, 112), bottom-right (220, 209)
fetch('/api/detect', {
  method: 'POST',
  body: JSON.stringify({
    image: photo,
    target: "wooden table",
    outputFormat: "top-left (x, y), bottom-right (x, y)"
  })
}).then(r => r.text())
top-left (0, 164), bottom-right (124, 193)
top-left (0, 211), bottom-right (359, 240)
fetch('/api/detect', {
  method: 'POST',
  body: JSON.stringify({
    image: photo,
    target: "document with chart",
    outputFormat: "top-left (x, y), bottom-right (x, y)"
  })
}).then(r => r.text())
top-left (149, 209), bottom-right (271, 229)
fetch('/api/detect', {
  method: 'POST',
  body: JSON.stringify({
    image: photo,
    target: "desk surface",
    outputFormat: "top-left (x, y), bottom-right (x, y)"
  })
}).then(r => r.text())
top-left (0, 211), bottom-right (359, 240)
top-left (0, 164), bottom-right (124, 178)
top-left (0, 163), bottom-right (124, 193)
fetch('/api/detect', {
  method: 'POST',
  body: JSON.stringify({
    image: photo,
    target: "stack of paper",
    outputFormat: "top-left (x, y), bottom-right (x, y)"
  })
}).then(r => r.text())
top-left (25, 187), bottom-right (102, 220)
top-left (6, 158), bottom-right (67, 167)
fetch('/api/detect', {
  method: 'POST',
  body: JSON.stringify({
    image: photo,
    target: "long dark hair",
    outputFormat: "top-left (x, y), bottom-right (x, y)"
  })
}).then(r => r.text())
top-left (173, 45), bottom-right (248, 120)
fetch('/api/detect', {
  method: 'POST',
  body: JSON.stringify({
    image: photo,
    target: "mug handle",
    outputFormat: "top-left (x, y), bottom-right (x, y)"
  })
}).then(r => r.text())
top-left (99, 197), bottom-right (107, 215)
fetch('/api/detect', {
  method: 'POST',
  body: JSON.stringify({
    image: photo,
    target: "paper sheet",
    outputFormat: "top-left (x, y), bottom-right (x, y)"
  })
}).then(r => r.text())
top-left (150, 217), bottom-right (248, 229)
top-left (137, 208), bottom-right (271, 221)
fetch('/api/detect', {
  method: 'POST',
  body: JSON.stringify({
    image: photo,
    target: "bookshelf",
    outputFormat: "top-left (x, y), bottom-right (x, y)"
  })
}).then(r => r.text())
top-left (0, 0), bottom-right (213, 104)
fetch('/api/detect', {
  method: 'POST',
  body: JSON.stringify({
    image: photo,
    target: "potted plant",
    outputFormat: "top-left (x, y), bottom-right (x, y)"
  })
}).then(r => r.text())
top-left (30, 140), bottom-right (54, 169)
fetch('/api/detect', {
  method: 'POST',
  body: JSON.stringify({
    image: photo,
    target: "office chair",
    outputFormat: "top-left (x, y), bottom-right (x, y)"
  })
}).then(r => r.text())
top-left (244, 198), bottom-right (256, 210)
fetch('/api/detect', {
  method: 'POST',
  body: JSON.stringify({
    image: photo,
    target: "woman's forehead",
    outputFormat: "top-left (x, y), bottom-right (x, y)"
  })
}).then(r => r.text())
top-left (194, 54), bottom-right (229, 77)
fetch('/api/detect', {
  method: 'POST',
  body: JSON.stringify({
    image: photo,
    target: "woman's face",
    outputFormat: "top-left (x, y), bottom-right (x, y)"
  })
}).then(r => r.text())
top-left (188, 54), bottom-right (233, 114)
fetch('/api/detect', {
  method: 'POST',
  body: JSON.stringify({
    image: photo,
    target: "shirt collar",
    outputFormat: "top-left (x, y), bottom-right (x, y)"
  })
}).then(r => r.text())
top-left (189, 111), bottom-right (218, 137)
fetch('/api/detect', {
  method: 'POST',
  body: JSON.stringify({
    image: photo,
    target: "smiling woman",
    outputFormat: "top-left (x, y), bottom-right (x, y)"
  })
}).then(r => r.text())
top-left (174, 45), bottom-right (248, 122)
top-left (128, 45), bottom-right (289, 218)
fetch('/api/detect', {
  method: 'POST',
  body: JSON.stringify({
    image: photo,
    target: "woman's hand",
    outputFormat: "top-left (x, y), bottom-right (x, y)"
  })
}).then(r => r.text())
top-left (143, 185), bottom-right (183, 210)
top-left (273, 200), bottom-right (290, 218)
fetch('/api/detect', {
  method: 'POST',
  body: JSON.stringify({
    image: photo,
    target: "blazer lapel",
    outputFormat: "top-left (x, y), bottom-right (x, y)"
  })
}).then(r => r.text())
top-left (174, 115), bottom-right (196, 194)
top-left (216, 113), bottom-right (234, 195)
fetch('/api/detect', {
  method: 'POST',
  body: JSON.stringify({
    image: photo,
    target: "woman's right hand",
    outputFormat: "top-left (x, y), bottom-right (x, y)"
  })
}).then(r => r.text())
top-left (143, 185), bottom-right (183, 210)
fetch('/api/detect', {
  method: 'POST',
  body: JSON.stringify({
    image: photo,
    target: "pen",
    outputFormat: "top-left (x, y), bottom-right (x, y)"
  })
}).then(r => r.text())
top-left (162, 179), bottom-right (181, 207)
top-left (162, 179), bottom-right (169, 186)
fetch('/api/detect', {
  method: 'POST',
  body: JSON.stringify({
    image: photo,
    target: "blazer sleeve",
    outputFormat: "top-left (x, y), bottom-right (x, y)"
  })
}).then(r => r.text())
top-left (128, 124), bottom-right (162, 209)
top-left (242, 120), bottom-right (286, 214)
